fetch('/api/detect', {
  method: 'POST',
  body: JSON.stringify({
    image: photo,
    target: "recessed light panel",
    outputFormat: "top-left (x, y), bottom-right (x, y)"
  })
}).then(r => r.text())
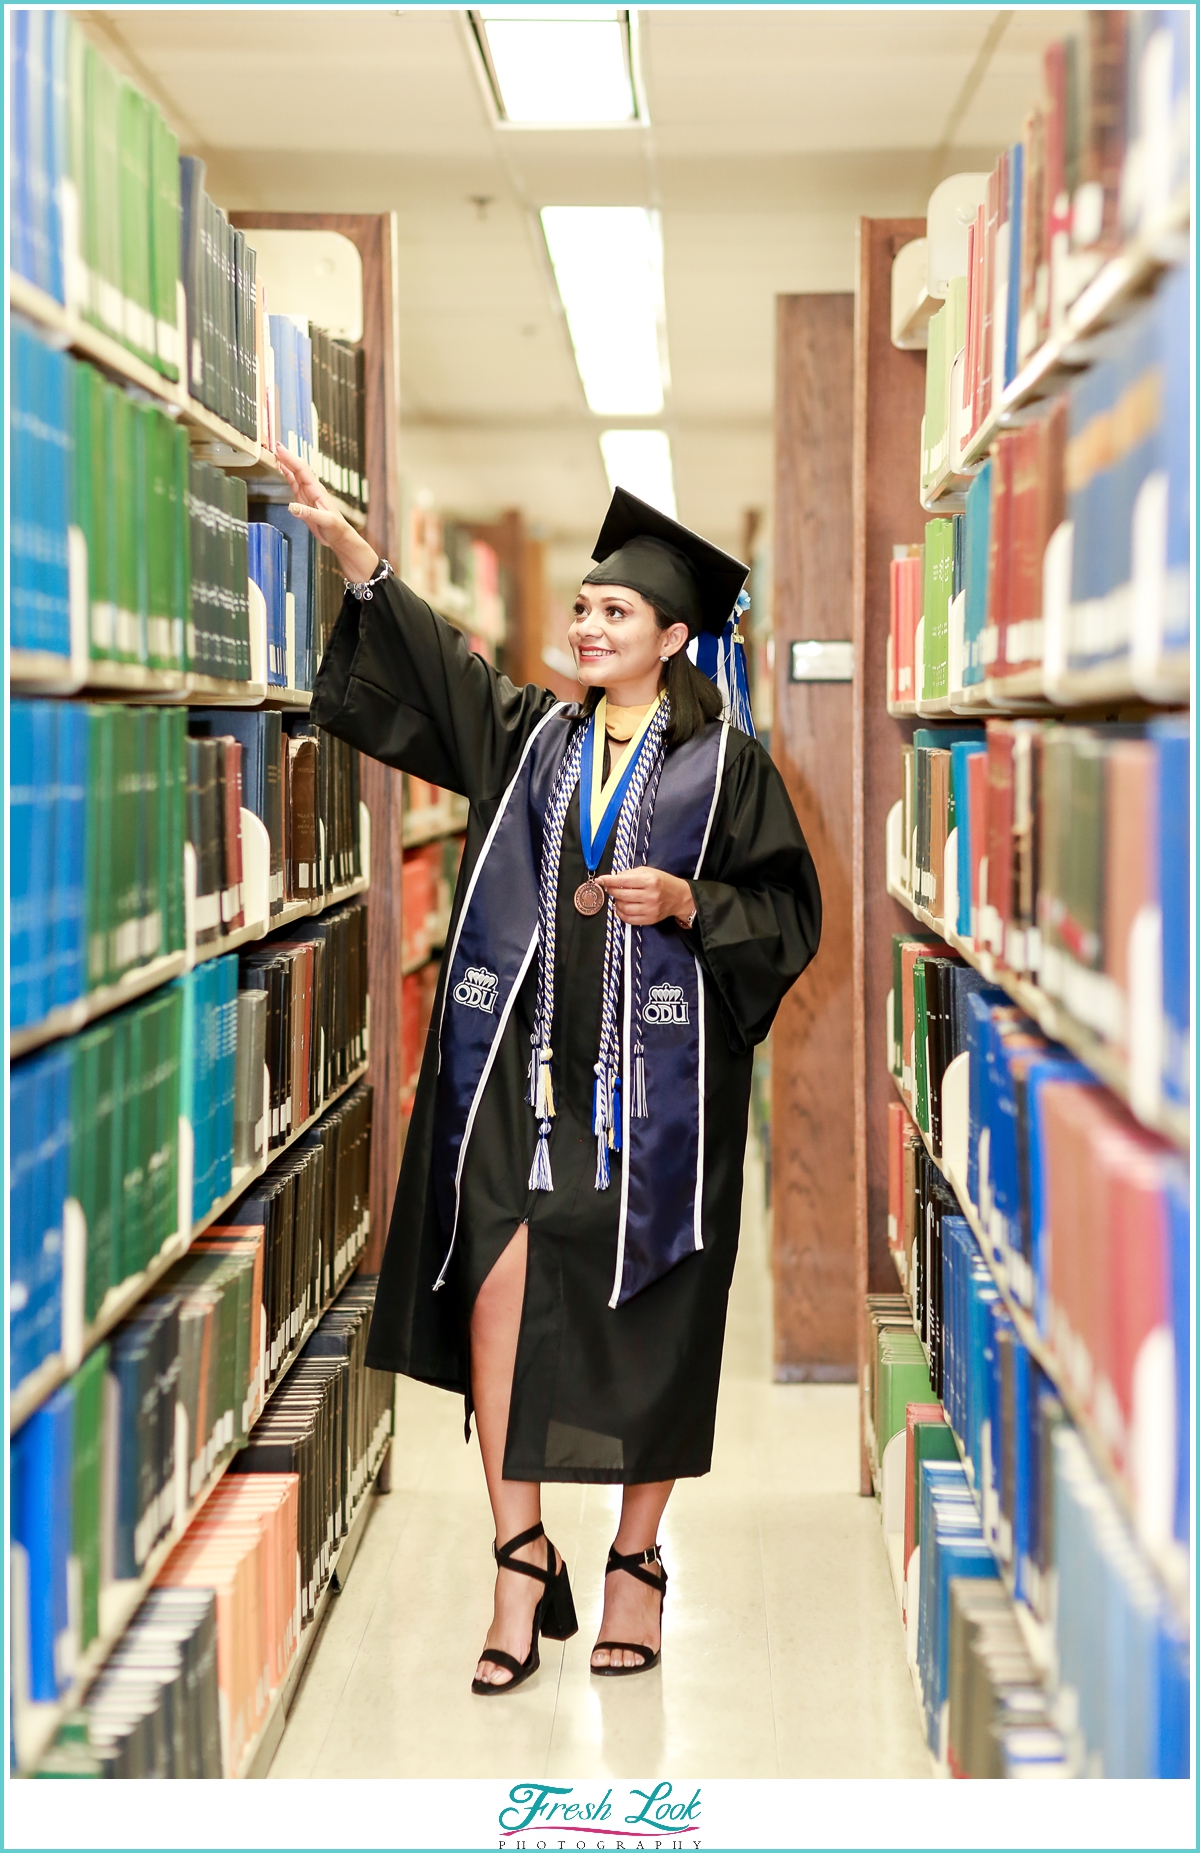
top-left (475, 8), bottom-right (637, 126)
top-left (599, 429), bottom-right (677, 519)
top-left (541, 206), bottom-right (667, 416)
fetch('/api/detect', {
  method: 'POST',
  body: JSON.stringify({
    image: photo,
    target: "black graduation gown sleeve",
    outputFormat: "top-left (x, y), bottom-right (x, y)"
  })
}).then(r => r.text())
top-left (310, 574), bottom-right (559, 801)
top-left (686, 732), bottom-right (822, 1053)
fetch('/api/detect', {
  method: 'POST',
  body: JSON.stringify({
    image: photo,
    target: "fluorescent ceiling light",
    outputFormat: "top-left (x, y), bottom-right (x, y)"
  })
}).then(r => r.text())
top-left (541, 206), bottom-right (667, 416)
top-left (599, 429), bottom-right (677, 520)
top-left (475, 8), bottom-right (637, 126)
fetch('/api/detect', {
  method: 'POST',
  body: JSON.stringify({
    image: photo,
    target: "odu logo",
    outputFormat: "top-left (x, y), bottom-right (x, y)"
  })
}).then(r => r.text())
top-left (642, 982), bottom-right (689, 1026)
top-left (454, 965), bottom-right (499, 1014)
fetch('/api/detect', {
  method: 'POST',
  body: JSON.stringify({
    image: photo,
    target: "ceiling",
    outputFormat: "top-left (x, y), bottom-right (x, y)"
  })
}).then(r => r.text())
top-left (82, 4), bottom-right (1080, 595)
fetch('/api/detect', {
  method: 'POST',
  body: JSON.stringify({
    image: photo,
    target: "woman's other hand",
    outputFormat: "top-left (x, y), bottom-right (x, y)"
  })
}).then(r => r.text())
top-left (595, 868), bottom-right (695, 926)
top-left (276, 443), bottom-right (380, 583)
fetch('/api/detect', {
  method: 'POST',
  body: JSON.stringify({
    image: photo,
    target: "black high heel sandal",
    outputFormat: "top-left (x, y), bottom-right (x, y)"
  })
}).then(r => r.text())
top-left (471, 1520), bottom-right (578, 1696)
top-left (590, 1543), bottom-right (667, 1677)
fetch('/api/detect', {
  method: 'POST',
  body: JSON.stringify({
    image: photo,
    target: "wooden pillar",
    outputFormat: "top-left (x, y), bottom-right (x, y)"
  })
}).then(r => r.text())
top-left (850, 218), bottom-right (926, 1489)
top-left (771, 295), bottom-right (856, 1382)
top-left (231, 210), bottom-right (404, 1272)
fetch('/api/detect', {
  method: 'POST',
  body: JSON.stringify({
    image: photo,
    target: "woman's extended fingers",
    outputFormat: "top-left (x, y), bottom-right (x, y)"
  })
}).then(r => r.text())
top-left (275, 443), bottom-right (331, 510)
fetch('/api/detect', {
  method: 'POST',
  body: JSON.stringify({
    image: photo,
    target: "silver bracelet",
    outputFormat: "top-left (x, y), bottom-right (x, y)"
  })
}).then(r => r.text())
top-left (345, 558), bottom-right (394, 600)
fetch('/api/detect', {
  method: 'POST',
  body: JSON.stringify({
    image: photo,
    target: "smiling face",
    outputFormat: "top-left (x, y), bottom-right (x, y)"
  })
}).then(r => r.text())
top-left (568, 584), bottom-right (690, 701)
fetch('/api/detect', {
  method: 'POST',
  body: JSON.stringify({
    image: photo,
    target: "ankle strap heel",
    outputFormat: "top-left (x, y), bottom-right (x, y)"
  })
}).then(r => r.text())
top-left (591, 1542), bottom-right (667, 1677)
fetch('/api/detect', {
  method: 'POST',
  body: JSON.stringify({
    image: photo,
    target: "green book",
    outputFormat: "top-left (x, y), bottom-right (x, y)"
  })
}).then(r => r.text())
top-left (84, 706), bottom-right (111, 989)
top-left (131, 403), bottom-right (151, 667)
top-left (143, 985), bottom-right (182, 1261)
top-left (83, 42), bottom-right (122, 337)
top-left (138, 709), bottom-right (162, 961)
top-left (160, 707), bottom-right (187, 956)
top-left (108, 708), bottom-right (138, 979)
top-left (169, 423), bottom-right (190, 673)
top-left (116, 1005), bottom-right (144, 1283)
top-left (144, 411), bottom-right (173, 672)
top-left (110, 389), bottom-right (139, 665)
top-left (149, 106), bottom-right (181, 381)
top-left (87, 374), bottom-right (118, 662)
top-left (117, 80), bottom-right (154, 365)
top-left (71, 1343), bottom-right (110, 1651)
top-left (875, 1331), bottom-right (935, 1464)
top-left (71, 360), bottom-right (96, 642)
top-left (921, 518), bottom-right (955, 702)
top-left (913, 957), bottom-right (931, 1134)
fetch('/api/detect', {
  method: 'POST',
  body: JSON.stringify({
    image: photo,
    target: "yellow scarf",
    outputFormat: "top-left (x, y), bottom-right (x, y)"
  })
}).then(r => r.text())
top-left (589, 694), bottom-right (664, 839)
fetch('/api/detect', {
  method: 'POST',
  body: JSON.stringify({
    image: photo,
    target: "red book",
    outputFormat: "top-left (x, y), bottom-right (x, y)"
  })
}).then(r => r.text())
top-left (1043, 42), bottom-right (1071, 336)
top-left (969, 203), bottom-right (986, 435)
top-left (903, 1400), bottom-right (947, 1592)
top-left (1103, 740), bottom-right (1155, 1047)
top-left (1105, 1134), bottom-right (1171, 1508)
top-left (887, 1098), bottom-right (907, 1256)
top-left (1040, 1080), bottom-right (1107, 1400)
top-left (1000, 423), bottom-right (1042, 674)
top-left (979, 164), bottom-right (1000, 423)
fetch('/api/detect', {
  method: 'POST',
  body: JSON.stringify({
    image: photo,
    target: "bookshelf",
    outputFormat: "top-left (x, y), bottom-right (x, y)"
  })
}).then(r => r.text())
top-left (9, 23), bottom-right (403, 1776)
top-left (853, 22), bottom-right (1192, 1771)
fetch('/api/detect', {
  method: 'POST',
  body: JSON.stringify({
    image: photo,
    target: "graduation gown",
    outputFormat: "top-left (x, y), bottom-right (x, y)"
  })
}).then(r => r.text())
top-left (311, 575), bottom-right (822, 1483)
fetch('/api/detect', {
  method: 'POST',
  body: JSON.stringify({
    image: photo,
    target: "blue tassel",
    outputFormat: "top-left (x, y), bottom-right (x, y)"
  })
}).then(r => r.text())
top-left (690, 593), bottom-right (755, 739)
top-left (610, 1076), bottom-right (622, 1152)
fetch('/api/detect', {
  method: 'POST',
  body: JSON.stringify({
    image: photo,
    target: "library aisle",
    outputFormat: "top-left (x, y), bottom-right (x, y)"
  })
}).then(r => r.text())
top-left (269, 1142), bottom-right (931, 1781)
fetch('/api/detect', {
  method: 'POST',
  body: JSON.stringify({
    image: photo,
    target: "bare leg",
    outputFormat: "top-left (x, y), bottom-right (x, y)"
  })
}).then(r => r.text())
top-left (470, 1224), bottom-right (551, 1686)
top-left (591, 1479), bottom-right (674, 1670)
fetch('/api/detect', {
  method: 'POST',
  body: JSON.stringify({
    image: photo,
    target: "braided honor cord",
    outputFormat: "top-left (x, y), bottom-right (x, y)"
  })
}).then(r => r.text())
top-left (628, 746), bottom-right (666, 1122)
top-left (525, 725), bottom-right (586, 1191)
top-left (590, 700), bottom-right (670, 1190)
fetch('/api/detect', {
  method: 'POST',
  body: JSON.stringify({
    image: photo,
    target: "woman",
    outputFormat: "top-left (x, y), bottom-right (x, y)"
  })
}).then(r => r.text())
top-left (281, 448), bottom-right (821, 1693)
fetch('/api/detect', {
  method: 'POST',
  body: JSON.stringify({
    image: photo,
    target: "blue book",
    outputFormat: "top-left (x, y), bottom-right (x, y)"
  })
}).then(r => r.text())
top-left (178, 969), bottom-right (199, 1226)
top-left (1003, 142), bottom-right (1023, 390)
top-left (51, 699), bottom-right (88, 1010)
top-left (23, 10), bottom-right (52, 297)
top-left (10, 11), bottom-right (32, 285)
top-left (46, 8), bottom-right (69, 307)
top-left (297, 328), bottom-right (314, 465)
top-left (1152, 718), bottom-right (1190, 1107)
top-left (11, 1381), bottom-right (76, 1702)
top-left (10, 1063), bottom-right (37, 1389)
top-left (949, 741), bottom-right (987, 937)
top-left (258, 504), bottom-right (313, 689)
top-left (213, 953), bottom-right (239, 1204)
top-left (11, 324), bottom-right (73, 659)
top-left (1159, 265), bottom-right (1190, 657)
top-left (10, 701), bottom-right (39, 1030)
top-left (269, 314), bottom-right (297, 457)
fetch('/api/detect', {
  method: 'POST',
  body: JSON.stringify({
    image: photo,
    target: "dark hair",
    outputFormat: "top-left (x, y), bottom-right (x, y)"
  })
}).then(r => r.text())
top-left (579, 601), bottom-right (721, 747)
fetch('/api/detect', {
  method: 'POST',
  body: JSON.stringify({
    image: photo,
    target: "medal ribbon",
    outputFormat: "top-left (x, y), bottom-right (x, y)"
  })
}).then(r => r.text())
top-left (579, 695), bottom-right (663, 876)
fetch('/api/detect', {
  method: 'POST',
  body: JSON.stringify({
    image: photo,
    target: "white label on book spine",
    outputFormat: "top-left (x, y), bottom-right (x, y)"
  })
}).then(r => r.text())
top-left (194, 890), bottom-right (221, 933)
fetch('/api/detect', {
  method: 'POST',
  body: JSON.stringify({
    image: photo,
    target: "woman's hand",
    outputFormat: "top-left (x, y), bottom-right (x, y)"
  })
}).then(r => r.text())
top-left (275, 444), bottom-right (380, 584)
top-left (596, 868), bottom-right (695, 926)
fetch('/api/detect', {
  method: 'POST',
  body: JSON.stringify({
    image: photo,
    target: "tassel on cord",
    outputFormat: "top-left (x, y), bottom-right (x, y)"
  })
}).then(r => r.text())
top-left (632, 1046), bottom-right (648, 1119)
top-left (528, 1120), bottom-right (554, 1191)
top-left (725, 592), bottom-right (757, 739)
top-left (533, 1045), bottom-right (555, 1120)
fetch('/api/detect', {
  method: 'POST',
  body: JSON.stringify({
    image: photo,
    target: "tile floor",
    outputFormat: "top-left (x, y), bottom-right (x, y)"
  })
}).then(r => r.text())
top-left (269, 1143), bottom-right (931, 1779)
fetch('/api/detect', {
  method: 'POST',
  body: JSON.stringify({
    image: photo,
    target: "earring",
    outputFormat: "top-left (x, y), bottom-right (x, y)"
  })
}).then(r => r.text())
top-left (660, 654), bottom-right (670, 663)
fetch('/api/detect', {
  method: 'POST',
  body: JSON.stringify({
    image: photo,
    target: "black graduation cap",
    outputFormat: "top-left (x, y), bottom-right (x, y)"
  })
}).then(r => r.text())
top-left (582, 487), bottom-right (749, 639)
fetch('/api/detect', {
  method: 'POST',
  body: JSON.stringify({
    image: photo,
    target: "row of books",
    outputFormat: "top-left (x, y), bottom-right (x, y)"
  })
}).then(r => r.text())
top-left (11, 14), bottom-right (182, 380)
top-left (10, 701), bottom-right (365, 1032)
top-left (268, 317), bottom-right (368, 515)
top-left (240, 900), bottom-right (370, 1150)
top-left (921, 10), bottom-right (1190, 483)
top-left (404, 505), bottom-right (507, 657)
top-left (43, 1588), bottom-right (223, 1778)
top-left (188, 458), bottom-right (252, 682)
top-left (179, 157), bottom-right (258, 442)
top-left (903, 262), bottom-right (1189, 702)
top-left (888, 945), bottom-right (1190, 1559)
top-left (189, 709), bottom-right (364, 926)
top-left (31, 1279), bottom-right (392, 1778)
top-left (11, 1142), bottom-right (377, 1734)
top-left (11, 701), bottom-right (183, 1028)
top-left (400, 837), bottom-right (462, 972)
top-left (246, 502), bottom-right (324, 692)
top-left (234, 1276), bottom-right (394, 1631)
top-left (895, 1266), bottom-right (1189, 1776)
top-left (230, 1082), bottom-right (374, 1396)
top-left (10, 908), bottom-right (370, 1396)
top-left (894, 718), bottom-right (1190, 1113)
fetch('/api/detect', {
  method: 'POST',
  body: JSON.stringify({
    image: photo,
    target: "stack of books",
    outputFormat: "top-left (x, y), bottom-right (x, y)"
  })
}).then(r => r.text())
top-left (11, 700), bottom-right (180, 1029)
top-left (180, 157), bottom-right (259, 442)
top-left (187, 458), bottom-right (251, 682)
top-left (238, 899), bottom-right (370, 1150)
top-left (11, 13), bottom-right (183, 381)
top-left (232, 1275), bottom-right (394, 1632)
top-left (894, 716), bottom-right (1190, 1119)
top-left (309, 325), bottom-right (368, 513)
top-left (155, 1473), bottom-right (300, 1774)
top-left (179, 957), bottom-right (240, 1227)
top-left (75, 1588), bottom-right (223, 1777)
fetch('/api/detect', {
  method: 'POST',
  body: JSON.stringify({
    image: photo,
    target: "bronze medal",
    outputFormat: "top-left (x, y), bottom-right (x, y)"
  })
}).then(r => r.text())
top-left (574, 877), bottom-right (606, 916)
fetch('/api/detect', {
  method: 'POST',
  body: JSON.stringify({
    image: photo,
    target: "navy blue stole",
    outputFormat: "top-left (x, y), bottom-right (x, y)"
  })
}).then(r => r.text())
top-left (432, 707), bottom-right (728, 1307)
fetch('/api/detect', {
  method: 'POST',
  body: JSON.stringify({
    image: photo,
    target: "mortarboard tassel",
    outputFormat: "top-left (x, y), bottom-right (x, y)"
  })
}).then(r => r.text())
top-left (725, 592), bottom-right (756, 739)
